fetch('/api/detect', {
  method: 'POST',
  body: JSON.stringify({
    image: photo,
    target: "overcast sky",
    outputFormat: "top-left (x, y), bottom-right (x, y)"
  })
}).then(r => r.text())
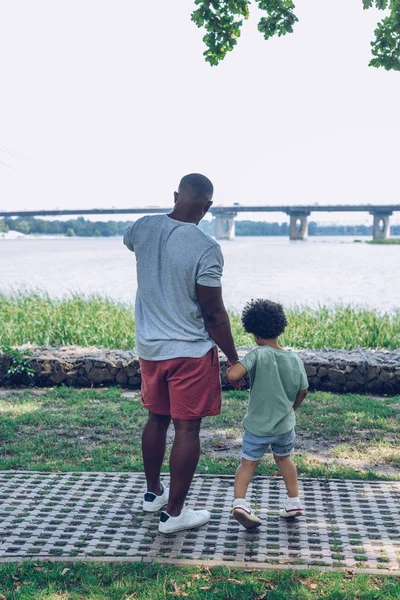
top-left (0, 0), bottom-right (399, 224)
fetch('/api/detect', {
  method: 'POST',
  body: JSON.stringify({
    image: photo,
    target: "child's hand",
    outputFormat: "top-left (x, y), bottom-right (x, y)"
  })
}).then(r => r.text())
top-left (228, 369), bottom-right (247, 389)
top-left (227, 361), bottom-right (248, 389)
top-left (233, 377), bottom-right (247, 389)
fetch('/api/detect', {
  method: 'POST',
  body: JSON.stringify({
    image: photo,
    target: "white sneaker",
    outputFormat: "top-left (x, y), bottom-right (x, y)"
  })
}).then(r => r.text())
top-left (279, 502), bottom-right (304, 518)
top-left (232, 498), bottom-right (261, 529)
top-left (142, 484), bottom-right (169, 513)
top-left (158, 507), bottom-right (210, 534)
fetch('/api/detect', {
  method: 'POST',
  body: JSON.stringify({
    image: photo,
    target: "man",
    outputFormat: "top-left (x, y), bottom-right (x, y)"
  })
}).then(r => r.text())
top-left (124, 173), bottom-right (239, 534)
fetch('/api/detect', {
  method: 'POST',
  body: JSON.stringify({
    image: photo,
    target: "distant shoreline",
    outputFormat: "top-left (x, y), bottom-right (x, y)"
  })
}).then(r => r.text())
top-left (2, 215), bottom-right (400, 238)
top-left (2, 232), bottom-right (400, 241)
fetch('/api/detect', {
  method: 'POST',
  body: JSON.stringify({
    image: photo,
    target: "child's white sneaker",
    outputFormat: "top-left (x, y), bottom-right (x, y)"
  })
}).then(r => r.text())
top-left (232, 498), bottom-right (261, 529)
top-left (279, 497), bottom-right (304, 518)
top-left (142, 483), bottom-right (169, 512)
top-left (158, 507), bottom-right (210, 534)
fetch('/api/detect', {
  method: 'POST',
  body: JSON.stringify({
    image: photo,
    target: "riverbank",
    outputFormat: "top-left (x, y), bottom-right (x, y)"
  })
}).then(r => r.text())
top-left (1, 293), bottom-right (400, 350)
top-left (367, 238), bottom-right (400, 245)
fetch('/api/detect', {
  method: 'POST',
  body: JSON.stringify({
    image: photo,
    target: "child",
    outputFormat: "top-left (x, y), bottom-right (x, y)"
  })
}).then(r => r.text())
top-left (227, 299), bottom-right (308, 529)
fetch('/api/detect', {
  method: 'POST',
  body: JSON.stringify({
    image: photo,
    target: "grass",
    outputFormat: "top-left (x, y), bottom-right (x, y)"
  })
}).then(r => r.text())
top-left (331, 440), bottom-right (400, 467)
top-left (1, 563), bottom-right (400, 600)
top-left (295, 392), bottom-right (400, 436)
top-left (1, 291), bottom-right (400, 350)
top-left (0, 388), bottom-right (399, 480)
top-left (1, 389), bottom-right (399, 596)
top-left (367, 238), bottom-right (400, 245)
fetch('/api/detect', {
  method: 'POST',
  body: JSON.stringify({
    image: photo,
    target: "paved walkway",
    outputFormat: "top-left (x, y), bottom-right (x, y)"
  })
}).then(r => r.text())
top-left (1, 472), bottom-right (399, 573)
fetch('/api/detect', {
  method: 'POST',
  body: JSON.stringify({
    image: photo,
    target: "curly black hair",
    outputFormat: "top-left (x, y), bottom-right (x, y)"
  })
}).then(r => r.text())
top-left (241, 299), bottom-right (288, 340)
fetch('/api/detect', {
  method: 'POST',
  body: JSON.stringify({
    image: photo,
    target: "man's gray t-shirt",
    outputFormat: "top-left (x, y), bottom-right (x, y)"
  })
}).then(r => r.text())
top-left (124, 214), bottom-right (223, 360)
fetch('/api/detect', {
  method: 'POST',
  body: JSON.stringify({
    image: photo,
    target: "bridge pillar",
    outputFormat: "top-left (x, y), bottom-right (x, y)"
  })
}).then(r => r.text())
top-left (288, 212), bottom-right (310, 241)
top-left (214, 213), bottom-right (236, 240)
top-left (371, 211), bottom-right (392, 240)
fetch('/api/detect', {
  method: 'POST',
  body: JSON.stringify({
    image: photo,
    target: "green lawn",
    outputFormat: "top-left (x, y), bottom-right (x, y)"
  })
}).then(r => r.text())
top-left (0, 562), bottom-right (399, 600)
top-left (1, 388), bottom-right (399, 480)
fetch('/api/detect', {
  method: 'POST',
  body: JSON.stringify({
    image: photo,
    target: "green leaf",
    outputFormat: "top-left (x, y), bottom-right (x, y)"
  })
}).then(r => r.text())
top-left (191, 0), bottom-right (250, 65)
top-left (369, 1), bottom-right (400, 71)
top-left (364, 0), bottom-right (389, 8)
top-left (191, 0), bottom-right (400, 71)
top-left (256, 0), bottom-right (298, 40)
top-left (376, 0), bottom-right (389, 9)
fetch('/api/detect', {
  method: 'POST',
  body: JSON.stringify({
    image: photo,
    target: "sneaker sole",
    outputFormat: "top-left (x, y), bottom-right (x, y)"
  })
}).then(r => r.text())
top-left (232, 508), bottom-right (261, 529)
top-left (158, 514), bottom-right (210, 534)
top-left (280, 509), bottom-right (304, 519)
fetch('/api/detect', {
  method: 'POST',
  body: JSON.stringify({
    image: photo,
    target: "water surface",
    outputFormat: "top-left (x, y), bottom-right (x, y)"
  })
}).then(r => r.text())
top-left (1, 236), bottom-right (399, 311)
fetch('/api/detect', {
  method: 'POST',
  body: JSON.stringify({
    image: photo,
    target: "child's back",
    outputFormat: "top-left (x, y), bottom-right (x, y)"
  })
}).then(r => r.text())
top-left (240, 346), bottom-right (308, 437)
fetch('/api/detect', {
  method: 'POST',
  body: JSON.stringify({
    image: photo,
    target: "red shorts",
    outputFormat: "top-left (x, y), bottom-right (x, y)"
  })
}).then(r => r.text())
top-left (139, 347), bottom-right (222, 420)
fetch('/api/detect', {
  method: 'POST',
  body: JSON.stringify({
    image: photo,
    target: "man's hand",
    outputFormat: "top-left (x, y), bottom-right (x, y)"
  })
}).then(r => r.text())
top-left (226, 359), bottom-right (238, 368)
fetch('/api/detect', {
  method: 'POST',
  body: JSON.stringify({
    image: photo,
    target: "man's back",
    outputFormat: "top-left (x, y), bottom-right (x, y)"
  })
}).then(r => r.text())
top-left (124, 214), bottom-right (223, 360)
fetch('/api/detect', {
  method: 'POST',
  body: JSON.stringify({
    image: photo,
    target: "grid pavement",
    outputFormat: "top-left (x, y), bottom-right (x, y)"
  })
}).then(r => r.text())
top-left (1, 471), bottom-right (399, 573)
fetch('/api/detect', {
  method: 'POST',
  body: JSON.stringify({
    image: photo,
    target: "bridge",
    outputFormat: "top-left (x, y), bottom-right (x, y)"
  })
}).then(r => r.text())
top-left (1, 204), bottom-right (399, 241)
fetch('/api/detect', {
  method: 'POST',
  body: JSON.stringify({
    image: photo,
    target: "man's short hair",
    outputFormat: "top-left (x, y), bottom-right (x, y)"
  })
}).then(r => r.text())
top-left (242, 299), bottom-right (288, 339)
top-left (179, 173), bottom-right (214, 200)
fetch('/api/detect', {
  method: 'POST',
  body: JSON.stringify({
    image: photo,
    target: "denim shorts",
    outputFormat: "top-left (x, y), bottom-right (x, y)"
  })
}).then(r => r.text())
top-left (241, 428), bottom-right (296, 460)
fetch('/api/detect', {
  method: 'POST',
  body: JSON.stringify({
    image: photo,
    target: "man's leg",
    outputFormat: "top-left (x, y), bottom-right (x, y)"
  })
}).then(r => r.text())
top-left (158, 349), bottom-right (219, 530)
top-left (166, 418), bottom-right (201, 516)
top-left (142, 411), bottom-right (171, 495)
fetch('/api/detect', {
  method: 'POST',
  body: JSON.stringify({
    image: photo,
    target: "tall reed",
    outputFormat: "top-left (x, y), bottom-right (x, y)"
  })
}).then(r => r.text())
top-left (1, 292), bottom-right (399, 350)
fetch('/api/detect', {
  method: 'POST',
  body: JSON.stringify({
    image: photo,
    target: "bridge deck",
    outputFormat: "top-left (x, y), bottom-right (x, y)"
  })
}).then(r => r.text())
top-left (1, 205), bottom-right (400, 218)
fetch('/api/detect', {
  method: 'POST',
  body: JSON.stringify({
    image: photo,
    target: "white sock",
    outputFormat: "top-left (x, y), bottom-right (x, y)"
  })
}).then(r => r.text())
top-left (287, 496), bottom-right (301, 505)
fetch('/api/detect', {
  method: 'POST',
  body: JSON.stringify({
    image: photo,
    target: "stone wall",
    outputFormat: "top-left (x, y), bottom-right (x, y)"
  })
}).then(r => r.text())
top-left (0, 346), bottom-right (399, 396)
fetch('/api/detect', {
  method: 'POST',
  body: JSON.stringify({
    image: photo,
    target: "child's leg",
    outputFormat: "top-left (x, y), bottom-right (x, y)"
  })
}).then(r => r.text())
top-left (273, 454), bottom-right (298, 498)
top-left (232, 458), bottom-right (261, 528)
top-left (273, 453), bottom-right (304, 517)
top-left (232, 430), bottom-right (266, 528)
top-left (234, 458), bottom-right (259, 499)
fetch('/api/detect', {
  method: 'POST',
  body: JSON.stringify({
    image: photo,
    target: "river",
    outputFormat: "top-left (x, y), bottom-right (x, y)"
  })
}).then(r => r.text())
top-left (1, 236), bottom-right (399, 311)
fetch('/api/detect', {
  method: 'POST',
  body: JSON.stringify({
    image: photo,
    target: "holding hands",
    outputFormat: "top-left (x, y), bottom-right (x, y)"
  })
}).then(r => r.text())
top-left (226, 359), bottom-right (247, 389)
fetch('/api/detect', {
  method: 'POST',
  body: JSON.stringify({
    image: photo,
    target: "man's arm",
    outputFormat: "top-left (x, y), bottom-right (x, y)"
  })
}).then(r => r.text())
top-left (196, 284), bottom-right (238, 364)
top-left (293, 389), bottom-right (307, 411)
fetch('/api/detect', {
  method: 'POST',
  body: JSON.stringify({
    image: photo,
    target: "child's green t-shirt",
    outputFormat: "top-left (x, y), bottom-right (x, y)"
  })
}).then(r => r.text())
top-left (238, 346), bottom-right (309, 437)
